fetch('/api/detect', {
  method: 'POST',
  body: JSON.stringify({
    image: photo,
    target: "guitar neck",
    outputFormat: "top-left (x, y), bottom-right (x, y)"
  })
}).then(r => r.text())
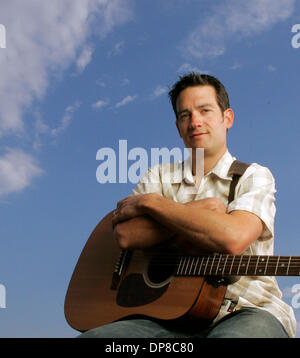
top-left (175, 254), bottom-right (300, 277)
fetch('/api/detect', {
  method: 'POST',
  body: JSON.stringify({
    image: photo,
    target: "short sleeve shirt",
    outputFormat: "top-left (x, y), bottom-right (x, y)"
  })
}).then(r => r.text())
top-left (131, 150), bottom-right (297, 337)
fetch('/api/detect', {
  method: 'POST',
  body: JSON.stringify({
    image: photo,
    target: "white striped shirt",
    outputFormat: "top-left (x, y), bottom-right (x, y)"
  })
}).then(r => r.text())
top-left (131, 150), bottom-right (297, 337)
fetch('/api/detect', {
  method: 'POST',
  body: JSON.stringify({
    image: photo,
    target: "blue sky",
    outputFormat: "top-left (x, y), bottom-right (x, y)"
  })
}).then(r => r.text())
top-left (0, 0), bottom-right (300, 338)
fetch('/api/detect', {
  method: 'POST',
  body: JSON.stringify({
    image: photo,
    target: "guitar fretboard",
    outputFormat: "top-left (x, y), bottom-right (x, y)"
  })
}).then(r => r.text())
top-left (176, 254), bottom-right (300, 277)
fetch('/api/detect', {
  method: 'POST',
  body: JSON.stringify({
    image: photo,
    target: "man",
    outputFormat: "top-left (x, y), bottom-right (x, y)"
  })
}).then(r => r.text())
top-left (79, 73), bottom-right (296, 338)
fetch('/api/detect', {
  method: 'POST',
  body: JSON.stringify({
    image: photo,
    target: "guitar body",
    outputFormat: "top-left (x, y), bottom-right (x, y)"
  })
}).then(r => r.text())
top-left (64, 211), bottom-right (226, 332)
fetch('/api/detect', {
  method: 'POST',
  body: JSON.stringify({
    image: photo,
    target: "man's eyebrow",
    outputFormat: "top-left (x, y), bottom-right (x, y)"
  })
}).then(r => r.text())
top-left (177, 109), bottom-right (189, 115)
top-left (196, 103), bottom-right (214, 109)
top-left (177, 103), bottom-right (214, 115)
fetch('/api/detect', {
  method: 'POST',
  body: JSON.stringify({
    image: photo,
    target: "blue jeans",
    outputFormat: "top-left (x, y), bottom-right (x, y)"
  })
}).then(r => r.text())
top-left (77, 307), bottom-right (289, 338)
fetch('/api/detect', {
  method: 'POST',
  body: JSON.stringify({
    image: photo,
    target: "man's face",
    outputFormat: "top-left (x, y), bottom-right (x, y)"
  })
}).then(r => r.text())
top-left (175, 85), bottom-right (234, 157)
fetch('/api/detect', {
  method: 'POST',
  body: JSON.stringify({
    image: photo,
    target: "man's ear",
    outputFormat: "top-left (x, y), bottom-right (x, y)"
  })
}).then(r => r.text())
top-left (175, 119), bottom-right (183, 138)
top-left (224, 108), bottom-right (234, 130)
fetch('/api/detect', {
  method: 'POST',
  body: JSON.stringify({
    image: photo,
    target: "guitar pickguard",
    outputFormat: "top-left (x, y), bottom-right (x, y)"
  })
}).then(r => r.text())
top-left (116, 273), bottom-right (169, 307)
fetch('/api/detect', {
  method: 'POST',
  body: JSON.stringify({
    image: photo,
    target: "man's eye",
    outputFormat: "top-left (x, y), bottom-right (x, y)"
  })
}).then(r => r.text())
top-left (179, 114), bottom-right (189, 120)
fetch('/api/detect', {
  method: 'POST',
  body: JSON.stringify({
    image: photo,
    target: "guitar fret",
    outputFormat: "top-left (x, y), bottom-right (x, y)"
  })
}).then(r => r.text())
top-left (223, 255), bottom-right (233, 276)
top-left (264, 256), bottom-right (270, 275)
top-left (288, 257), bottom-right (300, 276)
top-left (245, 255), bottom-right (251, 275)
top-left (237, 255), bottom-right (243, 275)
top-left (229, 256), bottom-right (235, 275)
top-left (275, 256), bottom-right (280, 275)
top-left (198, 257), bottom-right (205, 276)
top-left (254, 256), bottom-right (259, 275)
top-left (193, 257), bottom-right (199, 276)
top-left (222, 255), bottom-right (229, 276)
top-left (203, 256), bottom-right (210, 275)
top-left (186, 257), bottom-right (190, 275)
top-left (257, 256), bottom-right (267, 275)
top-left (240, 255), bottom-right (249, 275)
top-left (215, 255), bottom-right (222, 275)
top-left (275, 256), bottom-right (280, 276)
top-left (287, 256), bottom-right (291, 276)
top-left (181, 257), bottom-right (188, 275)
top-left (180, 256), bottom-right (185, 275)
top-left (209, 255), bottom-right (216, 275)
top-left (277, 256), bottom-right (290, 275)
top-left (177, 257), bottom-right (183, 275)
top-left (175, 254), bottom-right (300, 277)
top-left (238, 255), bottom-right (254, 276)
top-left (189, 257), bottom-right (195, 275)
top-left (184, 257), bottom-right (191, 276)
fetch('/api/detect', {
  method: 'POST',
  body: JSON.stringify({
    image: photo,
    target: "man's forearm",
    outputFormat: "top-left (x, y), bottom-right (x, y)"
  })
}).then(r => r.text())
top-left (114, 196), bottom-right (230, 252)
top-left (113, 215), bottom-right (174, 250)
top-left (137, 194), bottom-right (263, 255)
top-left (141, 195), bottom-right (233, 253)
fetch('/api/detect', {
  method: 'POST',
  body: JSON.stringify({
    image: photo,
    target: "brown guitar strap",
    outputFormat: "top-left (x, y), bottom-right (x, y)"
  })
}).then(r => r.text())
top-left (227, 160), bottom-right (250, 204)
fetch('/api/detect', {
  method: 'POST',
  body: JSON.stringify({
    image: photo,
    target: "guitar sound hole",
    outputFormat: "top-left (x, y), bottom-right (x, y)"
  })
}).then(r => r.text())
top-left (147, 254), bottom-right (177, 284)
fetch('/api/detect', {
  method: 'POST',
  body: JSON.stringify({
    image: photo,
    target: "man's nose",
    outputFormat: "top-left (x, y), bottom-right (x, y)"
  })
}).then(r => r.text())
top-left (189, 111), bottom-right (203, 129)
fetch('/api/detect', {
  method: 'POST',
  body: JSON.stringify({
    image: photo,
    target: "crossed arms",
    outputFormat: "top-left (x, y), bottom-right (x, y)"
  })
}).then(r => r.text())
top-left (112, 193), bottom-right (264, 255)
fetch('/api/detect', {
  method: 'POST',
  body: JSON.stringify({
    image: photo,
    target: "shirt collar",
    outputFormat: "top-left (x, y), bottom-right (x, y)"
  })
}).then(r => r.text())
top-left (208, 150), bottom-right (236, 180)
top-left (170, 150), bottom-right (236, 184)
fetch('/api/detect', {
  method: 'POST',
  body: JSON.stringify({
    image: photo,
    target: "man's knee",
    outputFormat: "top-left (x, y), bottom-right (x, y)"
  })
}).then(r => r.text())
top-left (206, 307), bottom-right (289, 338)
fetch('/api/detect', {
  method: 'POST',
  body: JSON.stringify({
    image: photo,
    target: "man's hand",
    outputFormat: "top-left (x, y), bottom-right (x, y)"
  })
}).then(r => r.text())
top-left (112, 196), bottom-right (228, 250)
top-left (113, 214), bottom-right (174, 250)
top-left (113, 195), bottom-right (227, 227)
top-left (112, 193), bottom-right (158, 227)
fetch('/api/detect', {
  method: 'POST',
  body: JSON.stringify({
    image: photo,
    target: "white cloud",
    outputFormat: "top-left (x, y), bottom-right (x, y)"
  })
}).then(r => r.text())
top-left (230, 63), bottom-right (243, 70)
top-left (92, 99), bottom-right (109, 109)
top-left (0, 0), bottom-right (133, 136)
top-left (33, 114), bottom-right (50, 150)
top-left (95, 0), bottom-right (133, 38)
top-left (32, 102), bottom-right (80, 150)
top-left (177, 63), bottom-right (208, 75)
top-left (108, 40), bottom-right (125, 56)
top-left (266, 64), bottom-right (277, 72)
top-left (35, 118), bottom-right (50, 135)
top-left (96, 79), bottom-right (107, 87)
top-left (121, 78), bottom-right (130, 86)
top-left (0, 148), bottom-right (43, 197)
top-left (0, 0), bottom-right (133, 197)
top-left (51, 102), bottom-right (81, 137)
top-left (153, 85), bottom-right (168, 98)
top-left (115, 95), bottom-right (137, 108)
top-left (184, 0), bottom-right (295, 59)
top-left (76, 46), bottom-right (94, 72)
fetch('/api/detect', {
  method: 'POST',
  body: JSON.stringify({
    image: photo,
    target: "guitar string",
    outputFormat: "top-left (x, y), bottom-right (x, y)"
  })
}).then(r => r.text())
top-left (127, 252), bottom-right (300, 261)
top-left (127, 259), bottom-right (300, 266)
top-left (122, 253), bottom-right (300, 275)
top-left (127, 253), bottom-right (300, 266)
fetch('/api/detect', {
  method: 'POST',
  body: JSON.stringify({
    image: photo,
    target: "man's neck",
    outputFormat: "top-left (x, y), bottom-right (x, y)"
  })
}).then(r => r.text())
top-left (192, 147), bottom-right (227, 176)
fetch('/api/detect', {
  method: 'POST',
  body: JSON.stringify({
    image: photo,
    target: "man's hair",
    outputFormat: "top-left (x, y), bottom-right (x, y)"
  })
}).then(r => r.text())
top-left (168, 72), bottom-right (230, 118)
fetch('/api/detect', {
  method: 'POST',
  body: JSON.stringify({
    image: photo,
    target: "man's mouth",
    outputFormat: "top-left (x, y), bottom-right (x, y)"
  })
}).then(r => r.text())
top-left (190, 132), bottom-right (208, 138)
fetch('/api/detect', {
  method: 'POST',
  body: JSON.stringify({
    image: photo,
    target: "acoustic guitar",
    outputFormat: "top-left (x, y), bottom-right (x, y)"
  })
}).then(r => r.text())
top-left (64, 211), bottom-right (300, 332)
